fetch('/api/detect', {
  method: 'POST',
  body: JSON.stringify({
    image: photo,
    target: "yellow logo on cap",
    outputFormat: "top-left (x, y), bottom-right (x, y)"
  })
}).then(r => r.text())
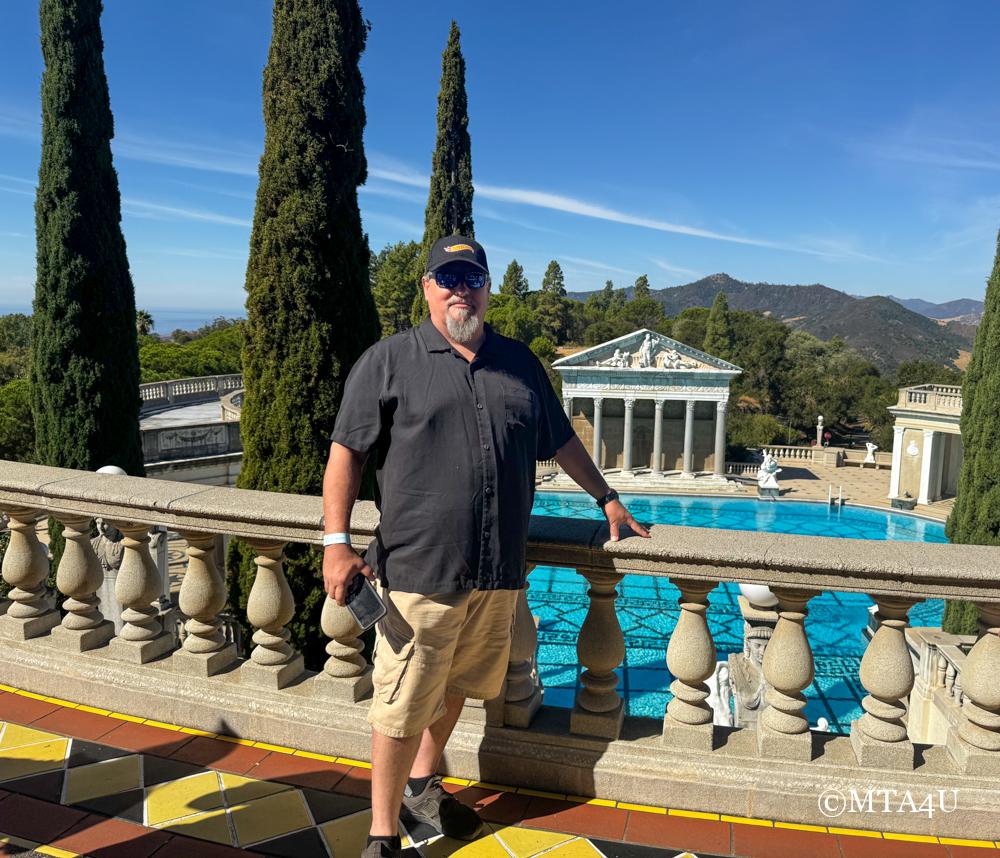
top-left (444, 244), bottom-right (474, 253)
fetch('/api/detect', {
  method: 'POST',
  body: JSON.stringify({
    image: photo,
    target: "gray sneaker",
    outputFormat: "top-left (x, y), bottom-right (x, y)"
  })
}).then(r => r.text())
top-left (361, 840), bottom-right (401, 858)
top-left (401, 775), bottom-right (484, 841)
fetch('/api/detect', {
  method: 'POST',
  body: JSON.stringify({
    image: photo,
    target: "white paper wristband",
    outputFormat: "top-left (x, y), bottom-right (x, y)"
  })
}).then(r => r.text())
top-left (322, 532), bottom-right (351, 546)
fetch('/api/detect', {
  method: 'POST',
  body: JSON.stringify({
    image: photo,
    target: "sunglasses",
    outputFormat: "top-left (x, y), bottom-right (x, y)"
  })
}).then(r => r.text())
top-left (433, 269), bottom-right (488, 290)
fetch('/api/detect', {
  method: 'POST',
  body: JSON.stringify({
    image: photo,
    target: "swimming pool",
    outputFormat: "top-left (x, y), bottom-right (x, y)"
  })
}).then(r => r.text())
top-left (527, 492), bottom-right (947, 733)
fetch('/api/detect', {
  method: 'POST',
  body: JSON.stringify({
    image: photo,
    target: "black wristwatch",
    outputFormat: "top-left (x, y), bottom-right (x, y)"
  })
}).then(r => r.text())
top-left (595, 489), bottom-right (619, 509)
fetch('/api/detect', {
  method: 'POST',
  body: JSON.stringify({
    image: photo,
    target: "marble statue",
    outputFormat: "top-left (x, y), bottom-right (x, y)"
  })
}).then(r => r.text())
top-left (757, 451), bottom-right (781, 498)
top-left (706, 662), bottom-right (734, 727)
top-left (637, 334), bottom-right (654, 368)
top-left (864, 442), bottom-right (878, 464)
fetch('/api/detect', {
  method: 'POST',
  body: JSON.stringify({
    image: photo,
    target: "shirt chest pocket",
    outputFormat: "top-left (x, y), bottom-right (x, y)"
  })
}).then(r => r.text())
top-left (503, 384), bottom-right (537, 431)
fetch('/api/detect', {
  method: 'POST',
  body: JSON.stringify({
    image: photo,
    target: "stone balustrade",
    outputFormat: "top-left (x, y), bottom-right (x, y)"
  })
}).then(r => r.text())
top-left (1, 459), bottom-right (999, 837)
top-left (762, 444), bottom-right (815, 462)
top-left (897, 383), bottom-right (964, 415)
top-left (139, 374), bottom-right (244, 415)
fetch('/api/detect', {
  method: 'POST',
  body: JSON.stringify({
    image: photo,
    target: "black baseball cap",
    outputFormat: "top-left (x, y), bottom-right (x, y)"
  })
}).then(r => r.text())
top-left (427, 234), bottom-right (489, 275)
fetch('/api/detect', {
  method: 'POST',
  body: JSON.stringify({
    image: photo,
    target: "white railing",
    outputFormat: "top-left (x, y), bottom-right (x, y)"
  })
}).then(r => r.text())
top-left (898, 384), bottom-right (963, 415)
top-left (1, 459), bottom-right (999, 837)
top-left (762, 445), bottom-right (815, 462)
top-left (139, 374), bottom-right (244, 413)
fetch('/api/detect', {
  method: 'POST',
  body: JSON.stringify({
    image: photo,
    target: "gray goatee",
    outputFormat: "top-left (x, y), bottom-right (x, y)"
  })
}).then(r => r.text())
top-left (445, 307), bottom-right (481, 343)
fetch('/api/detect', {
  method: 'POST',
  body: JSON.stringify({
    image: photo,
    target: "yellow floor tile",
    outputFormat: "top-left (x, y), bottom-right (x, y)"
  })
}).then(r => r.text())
top-left (153, 808), bottom-right (233, 845)
top-left (0, 723), bottom-right (62, 750)
top-left (146, 771), bottom-right (224, 825)
top-left (0, 739), bottom-right (69, 782)
top-left (230, 789), bottom-right (312, 846)
top-left (421, 833), bottom-right (511, 857)
top-left (35, 846), bottom-right (77, 858)
top-left (321, 809), bottom-right (374, 857)
top-left (544, 841), bottom-right (604, 857)
top-left (64, 754), bottom-right (142, 805)
top-left (219, 771), bottom-right (292, 804)
top-left (494, 826), bottom-right (574, 857)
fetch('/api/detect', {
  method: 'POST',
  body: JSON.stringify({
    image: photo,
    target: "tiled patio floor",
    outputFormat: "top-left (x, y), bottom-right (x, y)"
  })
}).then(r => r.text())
top-left (0, 686), bottom-right (994, 857)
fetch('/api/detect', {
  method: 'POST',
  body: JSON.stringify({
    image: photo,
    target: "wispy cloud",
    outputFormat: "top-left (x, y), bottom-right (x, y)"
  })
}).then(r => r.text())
top-left (368, 154), bottom-right (854, 259)
top-left (0, 174), bottom-right (34, 186)
top-left (364, 211), bottom-right (422, 238)
top-left (864, 136), bottom-right (1000, 173)
top-left (359, 182), bottom-right (426, 205)
top-left (114, 134), bottom-right (259, 177)
top-left (651, 258), bottom-right (700, 278)
top-left (561, 255), bottom-right (637, 276)
top-left (477, 205), bottom-right (561, 234)
top-left (122, 199), bottom-right (251, 227)
top-left (0, 231), bottom-right (27, 238)
top-left (144, 247), bottom-right (248, 261)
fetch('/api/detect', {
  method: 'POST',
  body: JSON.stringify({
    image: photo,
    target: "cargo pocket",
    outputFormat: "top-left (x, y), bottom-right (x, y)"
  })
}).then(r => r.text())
top-left (374, 640), bottom-right (415, 704)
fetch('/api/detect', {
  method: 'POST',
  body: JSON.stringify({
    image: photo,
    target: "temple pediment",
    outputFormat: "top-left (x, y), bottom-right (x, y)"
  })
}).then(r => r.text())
top-left (551, 329), bottom-right (741, 373)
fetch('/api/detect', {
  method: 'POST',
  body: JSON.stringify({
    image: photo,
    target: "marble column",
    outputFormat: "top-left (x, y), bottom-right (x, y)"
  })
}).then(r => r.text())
top-left (651, 400), bottom-right (664, 475)
top-left (592, 397), bottom-right (604, 468)
top-left (563, 396), bottom-right (572, 421)
top-left (888, 425), bottom-right (904, 499)
top-left (713, 400), bottom-right (728, 477)
top-left (918, 429), bottom-right (937, 504)
top-left (622, 398), bottom-right (636, 474)
top-left (682, 399), bottom-right (696, 477)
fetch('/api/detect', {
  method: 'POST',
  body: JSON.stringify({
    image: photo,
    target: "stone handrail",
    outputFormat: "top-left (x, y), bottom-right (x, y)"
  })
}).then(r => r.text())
top-left (139, 374), bottom-right (244, 415)
top-left (220, 389), bottom-right (243, 422)
top-left (762, 445), bottom-right (815, 462)
top-left (1, 458), bottom-right (999, 837)
top-left (896, 384), bottom-right (964, 415)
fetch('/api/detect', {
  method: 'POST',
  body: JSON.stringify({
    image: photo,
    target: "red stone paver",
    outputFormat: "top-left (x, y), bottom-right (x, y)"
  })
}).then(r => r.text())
top-left (244, 751), bottom-right (350, 791)
top-left (520, 796), bottom-right (628, 841)
top-left (625, 811), bottom-right (732, 856)
top-left (732, 823), bottom-right (841, 858)
top-left (168, 736), bottom-right (269, 774)
top-left (31, 707), bottom-right (121, 742)
top-left (837, 834), bottom-right (949, 858)
top-left (0, 693), bottom-right (60, 725)
top-left (946, 843), bottom-right (1000, 858)
top-left (100, 721), bottom-right (193, 756)
top-left (334, 765), bottom-right (372, 799)
top-left (0, 793), bottom-right (88, 843)
top-left (49, 814), bottom-right (172, 858)
top-left (462, 787), bottom-right (533, 825)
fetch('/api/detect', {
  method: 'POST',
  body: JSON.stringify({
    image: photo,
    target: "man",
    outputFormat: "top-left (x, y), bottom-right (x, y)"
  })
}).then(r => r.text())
top-left (322, 235), bottom-right (649, 858)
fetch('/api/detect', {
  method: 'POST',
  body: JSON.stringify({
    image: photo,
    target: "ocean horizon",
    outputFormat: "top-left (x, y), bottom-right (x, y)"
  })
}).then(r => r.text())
top-left (0, 304), bottom-right (245, 336)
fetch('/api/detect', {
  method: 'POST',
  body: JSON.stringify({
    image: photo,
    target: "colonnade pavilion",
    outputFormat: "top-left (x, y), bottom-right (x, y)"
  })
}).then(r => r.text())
top-left (550, 329), bottom-right (742, 480)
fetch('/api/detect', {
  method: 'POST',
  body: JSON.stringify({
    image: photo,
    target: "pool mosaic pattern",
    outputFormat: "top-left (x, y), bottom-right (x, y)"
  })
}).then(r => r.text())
top-left (528, 494), bottom-right (947, 732)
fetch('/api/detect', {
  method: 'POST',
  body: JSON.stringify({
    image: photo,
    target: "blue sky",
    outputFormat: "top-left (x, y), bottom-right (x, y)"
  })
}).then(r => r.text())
top-left (2, 1), bottom-right (1000, 329)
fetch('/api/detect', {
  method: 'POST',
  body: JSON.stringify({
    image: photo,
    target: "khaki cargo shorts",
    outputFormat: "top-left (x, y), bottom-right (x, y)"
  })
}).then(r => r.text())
top-left (367, 586), bottom-right (520, 739)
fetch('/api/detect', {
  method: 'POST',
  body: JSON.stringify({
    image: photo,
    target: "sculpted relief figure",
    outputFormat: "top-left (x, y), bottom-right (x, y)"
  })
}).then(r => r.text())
top-left (637, 333), bottom-right (654, 368)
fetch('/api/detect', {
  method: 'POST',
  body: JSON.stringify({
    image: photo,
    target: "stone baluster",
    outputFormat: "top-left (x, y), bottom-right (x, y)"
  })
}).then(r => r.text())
top-left (171, 532), bottom-right (237, 676)
top-left (571, 568), bottom-right (625, 739)
top-left (947, 603), bottom-right (1000, 775)
top-left (497, 576), bottom-right (544, 727)
top-left (0, 506), bottom-right (59, 640)
top-left (850, 596), bottom-right (918, 768)
top-left (107, 522), bottom-right (174, 663)
top-left (316, 594), bottom-right (373, 702)
top-left (663, 579), bottom-right (718, 751)
top-left (240, 539), bottom-right (304, 689)
top-left (935, 651), bottom-right (946, 688)
top-left (757, 588), bottom-right (817, 760)
top-left (50, 513), bottom-right (114, 651)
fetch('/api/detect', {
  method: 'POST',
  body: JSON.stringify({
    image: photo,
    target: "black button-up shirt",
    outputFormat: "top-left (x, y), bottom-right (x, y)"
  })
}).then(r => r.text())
top-left (330, 318), bottom-right (574, 594)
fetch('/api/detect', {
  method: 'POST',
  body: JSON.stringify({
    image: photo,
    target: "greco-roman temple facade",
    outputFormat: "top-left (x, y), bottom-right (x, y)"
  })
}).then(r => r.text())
top-left (551, 329), bottom-right (742, 482)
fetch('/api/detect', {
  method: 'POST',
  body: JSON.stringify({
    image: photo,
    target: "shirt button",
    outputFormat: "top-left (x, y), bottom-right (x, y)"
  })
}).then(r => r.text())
top-left (485, 486), bottom-right (493, 496)
top-left (477, 403), bottom-right (483, 410)
top-left (482, 444), bottom-right (490, 451)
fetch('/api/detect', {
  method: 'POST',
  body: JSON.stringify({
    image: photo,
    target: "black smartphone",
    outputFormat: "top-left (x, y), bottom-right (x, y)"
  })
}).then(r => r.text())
top-left (345, 573), bottom-right (386, 631)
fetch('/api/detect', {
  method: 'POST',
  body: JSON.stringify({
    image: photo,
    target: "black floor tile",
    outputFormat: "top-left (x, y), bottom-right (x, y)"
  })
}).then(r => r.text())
top-left (142, 754), bottom-right (205, 786)
top-left (248, 827), bottom-right (328, 857)
top-left (1, 770), bottom-right (64, 802)
top-left (67, 738), bottom-right (131, 768)
top-left (70, 787), bottom-right (145, 823)
top-left (300, 787), bottom-right (369, 824)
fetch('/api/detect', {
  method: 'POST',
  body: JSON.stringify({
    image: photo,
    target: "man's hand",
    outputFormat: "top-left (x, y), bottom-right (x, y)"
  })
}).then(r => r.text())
top-left (322, 543), bottom-right (376, 606)
top-left (604, 499), bottom-right (650, 542)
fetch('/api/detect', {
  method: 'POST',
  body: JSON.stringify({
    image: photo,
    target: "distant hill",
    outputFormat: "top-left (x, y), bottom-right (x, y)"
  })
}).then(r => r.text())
top-left (568, 273), bottom-right (974, 373)
top-left (889, 295), bottom-right (984, 325)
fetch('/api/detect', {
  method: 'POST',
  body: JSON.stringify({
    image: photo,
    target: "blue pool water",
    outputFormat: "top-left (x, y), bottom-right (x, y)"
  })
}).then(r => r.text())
top-left (527, 493), bottom-right (947, 733)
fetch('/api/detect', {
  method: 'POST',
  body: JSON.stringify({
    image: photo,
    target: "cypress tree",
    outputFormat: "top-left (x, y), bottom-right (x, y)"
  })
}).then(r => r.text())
top-left (500, 259), bottom-right (528, 299)
top-left (703, 291), bottom-right (735, 360)
top-left (31, 0), bottom-right (143, 479)
top-left (227, 0), bottom-right (379, 668)
top-left (943, 228), bottom-right (1000, 634)
top-left (410, 21), bottom-right (474, 326)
